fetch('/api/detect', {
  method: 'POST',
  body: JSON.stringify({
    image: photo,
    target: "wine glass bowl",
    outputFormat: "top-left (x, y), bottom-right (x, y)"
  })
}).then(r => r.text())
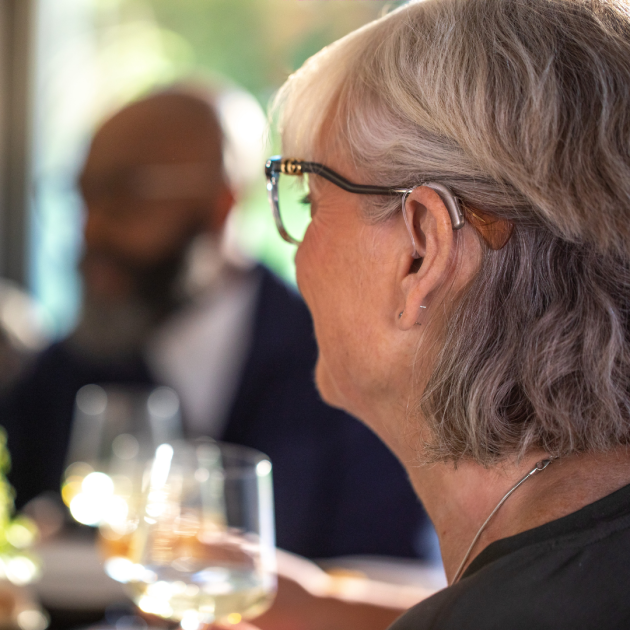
top-left (61, 384), bottom-right (182, 528)
top-left (124, 441), bottom-right (276, 629)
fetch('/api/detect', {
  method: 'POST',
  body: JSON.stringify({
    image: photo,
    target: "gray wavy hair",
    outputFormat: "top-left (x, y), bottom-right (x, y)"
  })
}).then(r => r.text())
top-left (275, 0), bottom-right (630, 464)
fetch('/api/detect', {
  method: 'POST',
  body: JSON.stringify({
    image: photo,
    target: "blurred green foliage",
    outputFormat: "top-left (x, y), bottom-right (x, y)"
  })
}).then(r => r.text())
top-left (0, 428), bottom-right (40, 583)
top-left (112, 0), bottom-right (404, 102)
top-left (0, 428), bottom-right (13, 524)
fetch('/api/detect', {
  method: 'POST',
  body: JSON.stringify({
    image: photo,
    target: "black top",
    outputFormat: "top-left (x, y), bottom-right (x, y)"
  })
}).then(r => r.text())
top-left (389, 481), bottom-right (630, 629)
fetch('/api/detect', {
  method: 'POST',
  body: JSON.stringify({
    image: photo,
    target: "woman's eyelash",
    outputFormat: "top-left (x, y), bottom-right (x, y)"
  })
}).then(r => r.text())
top-left (300, 194), bottom-right (312, 205)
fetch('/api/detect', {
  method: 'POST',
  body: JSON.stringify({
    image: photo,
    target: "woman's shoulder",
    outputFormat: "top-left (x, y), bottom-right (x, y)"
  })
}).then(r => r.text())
top-left (389, 491), bottom-right (630, 629)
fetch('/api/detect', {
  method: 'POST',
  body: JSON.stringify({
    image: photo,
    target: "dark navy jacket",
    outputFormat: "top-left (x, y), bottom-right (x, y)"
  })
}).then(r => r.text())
top-left (0, 267), bottom-right (431, 559)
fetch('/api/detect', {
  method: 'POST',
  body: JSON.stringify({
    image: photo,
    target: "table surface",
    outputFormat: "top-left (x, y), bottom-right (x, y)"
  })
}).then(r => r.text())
top-left (32, 535), bottom-right (446, 613)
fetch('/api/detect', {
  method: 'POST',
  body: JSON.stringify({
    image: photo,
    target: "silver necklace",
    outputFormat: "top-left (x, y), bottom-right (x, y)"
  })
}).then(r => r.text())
top-left (450, 457), bottom-right (556, 585)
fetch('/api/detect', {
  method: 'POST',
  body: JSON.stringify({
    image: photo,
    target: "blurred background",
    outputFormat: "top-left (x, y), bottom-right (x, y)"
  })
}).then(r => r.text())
top-left (0, 0), bottom-right (403, 338)
top-left (0, 4), bottom-right (451, 630)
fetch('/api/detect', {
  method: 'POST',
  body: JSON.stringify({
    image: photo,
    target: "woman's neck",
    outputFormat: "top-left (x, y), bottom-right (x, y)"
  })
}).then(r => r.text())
top-left (399, 446), bottom-right (630, 584)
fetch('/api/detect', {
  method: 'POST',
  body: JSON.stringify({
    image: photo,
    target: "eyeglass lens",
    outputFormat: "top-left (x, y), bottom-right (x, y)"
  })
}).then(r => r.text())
top-left (275, 172), bottom-right (312, 244)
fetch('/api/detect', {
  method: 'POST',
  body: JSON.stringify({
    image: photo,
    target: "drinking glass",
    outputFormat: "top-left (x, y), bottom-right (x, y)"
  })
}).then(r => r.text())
top-left (119, 440), bottom-right (276, 628)
top-left (61, 384), bottom-right (182, 531)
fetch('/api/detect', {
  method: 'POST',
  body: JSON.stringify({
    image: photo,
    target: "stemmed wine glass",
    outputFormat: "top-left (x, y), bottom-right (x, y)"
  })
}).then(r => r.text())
top-left (61, 384), bottom-right (183, 530)
top-left (120, 440), bottom-right (276, 629)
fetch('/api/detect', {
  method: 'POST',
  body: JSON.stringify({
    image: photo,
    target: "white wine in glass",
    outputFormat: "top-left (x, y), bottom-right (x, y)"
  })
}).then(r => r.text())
top-left (125, 440), bottom-right (276, 629)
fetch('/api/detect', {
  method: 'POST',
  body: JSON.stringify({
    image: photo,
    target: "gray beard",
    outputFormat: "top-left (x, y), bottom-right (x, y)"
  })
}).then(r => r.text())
top-left (67, 297), bottom-right (159, 363)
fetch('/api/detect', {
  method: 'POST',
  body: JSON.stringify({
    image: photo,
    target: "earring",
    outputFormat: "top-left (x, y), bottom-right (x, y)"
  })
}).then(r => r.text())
top-left (399, 305), bottom-right (427, 320)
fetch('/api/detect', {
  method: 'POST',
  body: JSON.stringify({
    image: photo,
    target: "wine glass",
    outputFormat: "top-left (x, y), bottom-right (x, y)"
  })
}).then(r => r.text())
top-left (61, 384), bottom-right (183, 530)
top-left (122, 440), bottom-right (276, 629)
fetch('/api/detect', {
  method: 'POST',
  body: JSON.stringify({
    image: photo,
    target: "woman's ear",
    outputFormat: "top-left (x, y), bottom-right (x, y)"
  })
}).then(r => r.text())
top-left (397, 186), bottom-right (456, 330)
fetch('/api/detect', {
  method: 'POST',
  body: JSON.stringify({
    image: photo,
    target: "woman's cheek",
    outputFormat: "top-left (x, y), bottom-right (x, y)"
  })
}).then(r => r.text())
top-left (294, 241), bottom-right (313, 304)
top-left (295, 224), bottom-right (330, 310)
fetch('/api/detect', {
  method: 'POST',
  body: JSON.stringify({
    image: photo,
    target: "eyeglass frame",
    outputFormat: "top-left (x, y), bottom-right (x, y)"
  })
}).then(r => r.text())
top-left (265, 156), bottom-right (469, 257)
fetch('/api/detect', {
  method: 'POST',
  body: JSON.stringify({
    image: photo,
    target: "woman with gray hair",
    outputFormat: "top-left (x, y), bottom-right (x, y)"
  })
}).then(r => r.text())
top-left (261, 0), bottom-right (630, 627)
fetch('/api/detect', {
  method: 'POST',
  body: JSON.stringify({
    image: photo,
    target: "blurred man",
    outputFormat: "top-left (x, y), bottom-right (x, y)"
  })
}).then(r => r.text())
top-left (0, 87), bottom-right (434, 560)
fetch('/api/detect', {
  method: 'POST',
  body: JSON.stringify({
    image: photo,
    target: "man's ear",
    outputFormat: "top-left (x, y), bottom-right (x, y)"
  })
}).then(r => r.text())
top-left (397, 186), bottom-right (455, 330)
top-left (208, 185), bottom-right (236, 233)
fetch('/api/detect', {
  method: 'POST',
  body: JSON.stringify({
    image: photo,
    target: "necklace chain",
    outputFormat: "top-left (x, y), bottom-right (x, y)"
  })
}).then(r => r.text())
top-left (450, 457), bottom-right (556, 585)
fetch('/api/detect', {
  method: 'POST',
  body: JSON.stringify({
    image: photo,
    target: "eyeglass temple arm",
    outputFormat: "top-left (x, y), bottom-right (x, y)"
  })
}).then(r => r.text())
top-left (265, 156), bottom-right (465, 229)
top-left (266, 157), bottom-right (405, 196)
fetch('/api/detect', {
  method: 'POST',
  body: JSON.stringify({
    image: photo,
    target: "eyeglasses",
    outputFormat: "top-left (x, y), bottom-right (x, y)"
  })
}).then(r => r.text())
top-left (265, 156), bottom-right (513, 252)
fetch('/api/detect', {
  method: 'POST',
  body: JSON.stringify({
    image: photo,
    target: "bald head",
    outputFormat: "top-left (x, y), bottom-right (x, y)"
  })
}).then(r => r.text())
top-left (79, 90), bottom-right (235, 303)
top-left (86, 92), bottom-right (224, 174)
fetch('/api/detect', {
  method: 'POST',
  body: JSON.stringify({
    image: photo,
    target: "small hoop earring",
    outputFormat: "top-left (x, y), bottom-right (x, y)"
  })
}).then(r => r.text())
top-left (399, 306), bottom-right (426, 321)
top-left (415, 306), bottom-right (427, 326)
